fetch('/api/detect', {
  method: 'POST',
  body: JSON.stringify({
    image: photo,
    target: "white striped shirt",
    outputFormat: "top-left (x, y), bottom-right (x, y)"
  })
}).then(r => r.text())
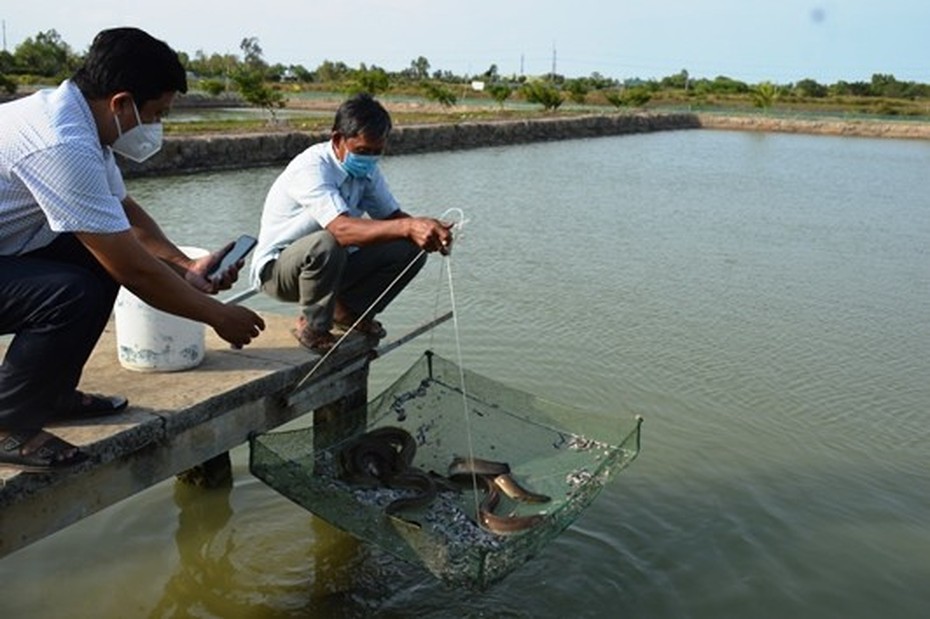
top-left (0, 80), bottom-right (129, 256)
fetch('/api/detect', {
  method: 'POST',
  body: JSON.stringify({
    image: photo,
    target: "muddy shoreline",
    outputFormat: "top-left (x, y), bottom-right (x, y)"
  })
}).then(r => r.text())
top-left (697, 114), bottom-right (930, 140)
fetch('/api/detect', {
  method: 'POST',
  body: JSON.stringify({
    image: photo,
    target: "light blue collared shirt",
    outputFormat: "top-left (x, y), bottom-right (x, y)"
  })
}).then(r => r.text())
top-left (250, 139), bottom-right (400, 288)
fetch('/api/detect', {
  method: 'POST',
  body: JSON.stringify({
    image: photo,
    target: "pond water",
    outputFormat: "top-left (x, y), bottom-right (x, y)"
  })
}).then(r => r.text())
top-left (1, 129), bottom-right (928, 618)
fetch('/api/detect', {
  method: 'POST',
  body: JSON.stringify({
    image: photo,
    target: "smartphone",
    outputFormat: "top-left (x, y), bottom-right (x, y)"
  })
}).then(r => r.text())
top-left (207, 234), bottom-right (257, 282)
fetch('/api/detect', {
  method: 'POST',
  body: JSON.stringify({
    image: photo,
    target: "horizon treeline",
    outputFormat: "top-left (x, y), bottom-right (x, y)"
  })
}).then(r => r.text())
top-left (2, 29), bottom-right (929, 104)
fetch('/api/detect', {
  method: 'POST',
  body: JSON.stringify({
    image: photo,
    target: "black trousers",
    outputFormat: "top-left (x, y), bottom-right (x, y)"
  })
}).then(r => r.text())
top-left (0, 234), bottom-right (118, 430)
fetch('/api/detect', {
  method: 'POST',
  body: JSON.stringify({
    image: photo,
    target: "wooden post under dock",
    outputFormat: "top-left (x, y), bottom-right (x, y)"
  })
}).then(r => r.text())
top-left (0, 311), bottom-right (447, 560)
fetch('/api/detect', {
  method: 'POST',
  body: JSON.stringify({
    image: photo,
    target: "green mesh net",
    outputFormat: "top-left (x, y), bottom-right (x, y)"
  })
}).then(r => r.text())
top-left (249, 351), bottom-right (643, 590)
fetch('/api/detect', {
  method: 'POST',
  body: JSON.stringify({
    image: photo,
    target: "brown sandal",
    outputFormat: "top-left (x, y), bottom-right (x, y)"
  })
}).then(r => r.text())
top-left (291, 326), bottom-right (336, 353)
top-left (0, 429), bottom-right (88, 473)
top-left (333, 318), bottom-right (387, 339)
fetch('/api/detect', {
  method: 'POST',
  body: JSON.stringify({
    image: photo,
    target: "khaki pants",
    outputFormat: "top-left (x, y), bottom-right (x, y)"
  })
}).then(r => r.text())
top-left (260, 230), bottom-right (426, 330)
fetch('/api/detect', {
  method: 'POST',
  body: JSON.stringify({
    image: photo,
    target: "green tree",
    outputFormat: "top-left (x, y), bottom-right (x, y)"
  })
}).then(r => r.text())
top-left (587, 71), bottom-right (618, 90)
top-left (316, 59), bottom-right (351, 83)
top-left (487, 83), bottom-right (512, 108)
top-left (0, 73), bottom-right (17, 95)
top-left (289, 65), bottom-right (314, 83)
top-left (871, 73), bottom-right (906, 98)
top-left (604, 87), bottom-right (652, 108)
top-left (750, 81), bottom-right (780, 110)
top-left (0, 50), bottom-right (14, 74)
top-left (232, 37), bottom-right (284, 121)
top-left (410, 56), bottom-right (430, 80)
top-left (13, 29), bottom-right (77, 78)
top-left (604, 90), bottom-right (623, 108)
top-left (432, 69), bottom-right (459, 82)
top-left (0, 50), bottom-right (16, 93)
top-left (188, 50), bottom-right (239, 79)
top-left (695, 75), bottom-right (749, 95)
top-left (232, 71), bottom-right (285, 121)
top-left (349, 65), bottom-right (390, 95)
top-left (626, 87), bottom-right (653, 107)
top-left (902, 81), bottom-right (930, 99)
top-left (563, 78), bottom-right (589, 104)
top-left (660, 69), bottom-right (690, 90)
top-left (421, 81), bottom-right (457, 107)
top-left (239, 37), bottom-right (266, 71)
top-left (200, 78), bottom-right (226, 96)
top-left (794, 78), bottom-right (827, 98)
top-left (830, 80), bottom-right (871, 97)
top-left (522, 82), bottom-right (563, 111)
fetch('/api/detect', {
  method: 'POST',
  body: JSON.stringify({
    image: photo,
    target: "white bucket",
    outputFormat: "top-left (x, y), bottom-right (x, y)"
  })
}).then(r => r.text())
top-left (114, 246), bottom-right (208, 372)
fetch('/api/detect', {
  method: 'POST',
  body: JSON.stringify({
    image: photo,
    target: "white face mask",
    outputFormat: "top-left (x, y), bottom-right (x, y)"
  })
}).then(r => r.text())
top-left (112, 99), bottom-right (163, 163)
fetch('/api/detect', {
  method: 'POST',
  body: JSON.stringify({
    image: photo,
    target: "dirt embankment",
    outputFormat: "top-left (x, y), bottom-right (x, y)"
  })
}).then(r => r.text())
top-left (119, 112), bottom-right (700, 177)
top-left (118, 111), bottom-right (930, 178)
top-left (697, 114), bottom-right (930, 140)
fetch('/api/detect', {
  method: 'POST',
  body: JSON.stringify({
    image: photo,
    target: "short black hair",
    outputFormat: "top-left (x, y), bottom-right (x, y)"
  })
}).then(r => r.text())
top-left (332, 93), bottom-right (392, 139)
top-left (72, 27), bottom-right (187, 106)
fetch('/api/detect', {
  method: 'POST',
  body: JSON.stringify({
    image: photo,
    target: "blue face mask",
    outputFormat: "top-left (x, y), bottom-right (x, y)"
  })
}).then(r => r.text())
top-left (342, 151), bottom-right (379, 178)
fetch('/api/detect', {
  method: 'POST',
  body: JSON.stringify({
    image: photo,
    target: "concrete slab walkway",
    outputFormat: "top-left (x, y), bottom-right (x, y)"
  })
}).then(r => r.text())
top-left (0, 312), bottom-right (378, 559)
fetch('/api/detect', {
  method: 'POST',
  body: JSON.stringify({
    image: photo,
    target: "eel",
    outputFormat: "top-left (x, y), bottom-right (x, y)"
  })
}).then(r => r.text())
top-left (448, 455), bottom-right (511, 477)
top-left (492, 473), bottom-right (551, 504)
top-left (338, 430), bottom-right (551, 535)
top-left (337, 426), bottom-right (438, 520)
top-left (448, 455), bottom-right (552, 535)
top-left (475, 475), bottom-right (547, 535)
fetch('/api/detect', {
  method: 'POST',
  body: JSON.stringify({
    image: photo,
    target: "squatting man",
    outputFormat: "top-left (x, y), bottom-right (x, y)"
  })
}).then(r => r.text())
top-left (250, 93), bottom-right (454, 353)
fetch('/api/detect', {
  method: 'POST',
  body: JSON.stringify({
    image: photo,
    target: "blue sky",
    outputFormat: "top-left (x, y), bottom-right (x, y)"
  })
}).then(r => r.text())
top-left (3, 0), bottom-right (928, 84)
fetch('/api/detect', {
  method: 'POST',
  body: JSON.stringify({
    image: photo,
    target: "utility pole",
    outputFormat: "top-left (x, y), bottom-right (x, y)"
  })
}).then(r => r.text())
top-left (551, 41), bottom-right (557, 81)
top-left (2, 20), bottom-right (7, 52)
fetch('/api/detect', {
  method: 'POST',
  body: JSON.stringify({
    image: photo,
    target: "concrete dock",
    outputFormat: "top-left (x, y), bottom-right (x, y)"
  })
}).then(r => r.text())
top-left (0, 311), bottom-right (403, 559)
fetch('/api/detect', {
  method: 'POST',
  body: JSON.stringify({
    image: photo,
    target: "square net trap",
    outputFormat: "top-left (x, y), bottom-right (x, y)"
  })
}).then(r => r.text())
top-left (249, 351), bottom-right (643, 590)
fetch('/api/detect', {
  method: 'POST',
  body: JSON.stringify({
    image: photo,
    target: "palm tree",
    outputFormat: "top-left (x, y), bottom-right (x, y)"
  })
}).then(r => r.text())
top-left (751, 81), bottom-right (781, 111)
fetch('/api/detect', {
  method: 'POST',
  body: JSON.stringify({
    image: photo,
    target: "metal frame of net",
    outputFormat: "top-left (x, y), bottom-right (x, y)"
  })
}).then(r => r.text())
top-left (249, 351), bottom-right (643, 590)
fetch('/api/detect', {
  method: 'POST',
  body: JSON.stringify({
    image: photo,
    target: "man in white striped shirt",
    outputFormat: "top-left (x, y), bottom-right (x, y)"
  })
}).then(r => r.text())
top-left (0, 28), bottom-right (265, 472)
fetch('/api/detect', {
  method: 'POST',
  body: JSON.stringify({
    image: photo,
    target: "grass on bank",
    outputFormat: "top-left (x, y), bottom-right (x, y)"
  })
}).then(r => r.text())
top-left (164, 86), bottom-right (930, 137)
top-left (163, 102), bottom-right (616, 136)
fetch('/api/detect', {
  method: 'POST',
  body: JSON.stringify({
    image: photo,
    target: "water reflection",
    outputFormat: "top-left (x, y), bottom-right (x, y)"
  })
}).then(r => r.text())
top-left (149, 474), bottom-right (379, 618)
top-left (149, 480), bottom-right (236, 618)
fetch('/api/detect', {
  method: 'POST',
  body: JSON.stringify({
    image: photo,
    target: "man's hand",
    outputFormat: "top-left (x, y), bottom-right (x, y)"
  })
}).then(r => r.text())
top-left (407, 218), bottom-right (454, 255)
top-left (211, 304), bottom-right (266, 348)
top-left (77, 229), bottom-right (265, 347)
top-left (185, 242), bottom-right (240, 293)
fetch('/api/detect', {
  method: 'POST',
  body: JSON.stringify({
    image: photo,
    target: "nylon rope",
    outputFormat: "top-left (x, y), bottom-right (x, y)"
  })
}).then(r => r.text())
top-left (290, 247), bottom-right (426, 394)
top-left (419, 209), bottom-right (482, 515)
top-left (441, 228), bottom-right (484, 520)
top-left (286, 208), bottom-right (481, 517)
top-left (289, 209), bottom-right (469, 395)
